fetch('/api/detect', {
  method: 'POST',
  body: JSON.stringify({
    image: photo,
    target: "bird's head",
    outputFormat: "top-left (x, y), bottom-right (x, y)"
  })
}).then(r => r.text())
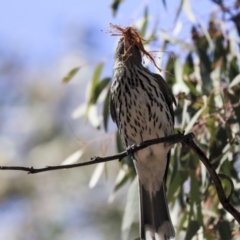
top-left (114, 37), bottom-right (142, 66)
top-left (111, 24), bottom-right (161, 71)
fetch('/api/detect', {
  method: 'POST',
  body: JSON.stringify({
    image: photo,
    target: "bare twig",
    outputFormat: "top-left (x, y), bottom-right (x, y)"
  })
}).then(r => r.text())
top-left (0, 132), bottom-right (239, 224)
top-left (0, 132), bottom-right (189, 174)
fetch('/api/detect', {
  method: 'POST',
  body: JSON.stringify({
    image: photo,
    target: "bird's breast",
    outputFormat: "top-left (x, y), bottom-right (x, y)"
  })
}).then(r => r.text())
top-left (111, 67), bottom-right (174, 194)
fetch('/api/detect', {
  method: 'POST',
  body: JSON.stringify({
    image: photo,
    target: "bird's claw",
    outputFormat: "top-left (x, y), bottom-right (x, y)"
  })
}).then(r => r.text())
top-left (126, 145), bottom-right (135, 157)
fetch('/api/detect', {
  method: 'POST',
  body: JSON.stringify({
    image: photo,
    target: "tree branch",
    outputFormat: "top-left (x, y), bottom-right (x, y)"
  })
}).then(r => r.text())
top-left (181, 134), bottom-right (240, 224)
top-left (0, 132), bottom-right (189, 174)
top-left (0, 132), bottom-right (239, 224)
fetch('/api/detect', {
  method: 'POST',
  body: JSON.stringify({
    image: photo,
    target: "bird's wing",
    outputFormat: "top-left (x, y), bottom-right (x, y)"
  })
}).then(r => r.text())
top-left (154, 73), bottom-right (176, 123)
top-left (153, 72), bottom-right (176, 185)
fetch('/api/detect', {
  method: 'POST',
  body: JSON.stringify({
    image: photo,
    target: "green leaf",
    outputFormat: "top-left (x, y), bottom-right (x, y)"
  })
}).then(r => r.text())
top-left (160, 30), bottom-right (192, 50)
top-left (217, 220), bottom-right (232, 240)
top-left (175, 0), bottom-right (184, 22)
top-left (169, 146), bottom-right (180, 185)
top-left (183, 53), bottom-right (194, 76)
top-left (193, 32), bottom-right (212, 93)
top-left (145, 24), bottom-right (158, 45)
top-left (220, 160), bottom-right (232, 179)
top-left (116, 131), bottom-right (125, 152)
top-left (229, 73), bottom-right (240, 89)
top-left (183, 79), bottom-right (199, 97)
top-left (62, 67), bottom-right (80, 83)
top-left (174, 58), bottom-right (189, 93)
top-left (139, 7), bottom-right (149, 37)
top-left (90, 77), bottom-right (111, 104)
top-left (210, 127), bottom-right (228, 166)
top-left (162, 0), bottom-right (167, 8)
top-left (168, 170), bottom-right (188, 202)
top-left (87, 104), bottom-right (101, 129)
top-left (182, 0), bottom-right (196, 23)
top-left (91, 63), bottom-right (104, 93)
top-left (89, 163), bottom-right (105, 188)
top-left (184, 220), bottom-right (200, 240)
top-left (121, 176), bottom-right (138, 240)
top-left (116, 132), bottom-right (134, 168)
top-left (206, 115), bottom-right (216, 144)
top-left (165, 56), bottom-right (175, 87)
top-left (230, 13), bottom-right (240, 37)
top-left (207, 92), bottom-right (216, 115)
top-left (229, 57), bottom-right (239, 82)
top-left (181, 98), bottom-right (189, 129)
top-left (111, 0), bottom-right (123, 16)
top-left (213, 34), bottom-right (225, 65)
top-left (177, 211), bottom-right (188, 234)
top-left (226, 117), bottom-right (238, 124)
top-left (228, 92), bottom-right (240, 123)
top-left (86, 63), bottom-right (104, 110)
top-left (196, 201), bottom-right (204, 226)
top-left (103, 89), bottom-right (110, 132)
top-left (190, 171), bottom-right (200, 203)
top-left (167, 171), bottom-right (181, 201)
top-left (113, 172), bottom-right (129, 193)
top-left (113, 169), bottom-right (135, 192)
top-left (61, 149), bottom-right (83, 165)
top-left (184, 106), bottom-right (204, 133)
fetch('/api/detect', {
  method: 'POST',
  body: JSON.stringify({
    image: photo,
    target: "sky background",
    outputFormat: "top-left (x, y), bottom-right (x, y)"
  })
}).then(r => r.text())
top-left (0, 0), bottom-right (215, 67)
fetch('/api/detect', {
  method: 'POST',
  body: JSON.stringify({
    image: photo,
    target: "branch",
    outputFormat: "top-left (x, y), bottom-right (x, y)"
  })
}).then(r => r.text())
top-left (182, 135), bottom-right (240, 224)
top-left (0, 132), bottom-right (239, 223)
top-left (0, 132), bottom-right (188, 174)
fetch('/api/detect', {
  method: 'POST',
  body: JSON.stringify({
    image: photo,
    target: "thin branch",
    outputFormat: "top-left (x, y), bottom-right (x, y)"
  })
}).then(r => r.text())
top-left (182, 136), bottom-right (240, 224)
top-left (0, 132), bottom-right (189, 174)
top-left (0, 132), bottom-right (239, 224)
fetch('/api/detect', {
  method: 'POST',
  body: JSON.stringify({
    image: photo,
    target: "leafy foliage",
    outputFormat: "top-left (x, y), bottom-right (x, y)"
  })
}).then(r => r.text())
top-left (68, 0), bottom-right (240, 239)
top-left (62, 66), bottom-right (81, 83)
top-left (111, 0), bottom-right (124, 16)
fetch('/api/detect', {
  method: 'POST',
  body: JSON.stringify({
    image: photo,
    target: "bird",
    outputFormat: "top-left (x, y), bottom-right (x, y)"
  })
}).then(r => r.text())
top-left (109, 27), bottom-right (176, 240)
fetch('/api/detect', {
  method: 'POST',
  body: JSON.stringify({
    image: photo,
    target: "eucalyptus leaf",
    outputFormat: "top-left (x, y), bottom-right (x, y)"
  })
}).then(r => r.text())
top-left (139, 7), bottom-right (149, 37)
top-left (184, 107), bottom-right (204, 133)
top-left (162, 0), bottom-right (166, 8)
top-left (61, 149), bottom-right (83, 165)
top-left (113, 169), bottom-right (135, 193)
top-left (190, 171), bottom-right (200, 203)
top-left (89, 163), bottom-right (105, 188)
top-left (121, 176), bottom-right (138, 240)
top-left (184, 220), bottom-right (200, 240)
top-left (111, 0), bottom-right (123, 16)
top-left (175, 0), bottom-right (184, 22)
top-left (103, 89), bottom-right (110, 132)
top-left (217, 220), bottom-right (232, 240)
top-left (62, 67), bottom-right (80, 83)
top-left (90, 77), bottom-right (111, 104)
top-left (87, 63), bottom-right (104, 104)
top-left (229, 73), bottom-right (240, 89)
top-left (182, 0), bottom-right (196, 23)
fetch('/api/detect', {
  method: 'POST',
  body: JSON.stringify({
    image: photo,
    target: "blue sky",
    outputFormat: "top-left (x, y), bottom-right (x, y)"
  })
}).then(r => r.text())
top-left (0, 0), bottom-right (116, 64)
top-left (0, 0), bottom-right (141, 63)
top-left (0, 0), bottom-right (215, 67)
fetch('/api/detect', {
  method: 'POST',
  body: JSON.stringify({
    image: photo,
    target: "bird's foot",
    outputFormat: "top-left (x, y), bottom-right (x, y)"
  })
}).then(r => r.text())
top-left (126, 145), bottom-right (135, 157)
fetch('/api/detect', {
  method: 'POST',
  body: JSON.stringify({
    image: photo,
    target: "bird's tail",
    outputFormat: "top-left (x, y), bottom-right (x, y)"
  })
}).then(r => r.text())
top-left (139, 182), bottom-right (175, 240)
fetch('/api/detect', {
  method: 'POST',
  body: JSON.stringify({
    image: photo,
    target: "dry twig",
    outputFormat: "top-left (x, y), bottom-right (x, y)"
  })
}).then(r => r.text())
top-left (0, 132), bottom-right (239, 224)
